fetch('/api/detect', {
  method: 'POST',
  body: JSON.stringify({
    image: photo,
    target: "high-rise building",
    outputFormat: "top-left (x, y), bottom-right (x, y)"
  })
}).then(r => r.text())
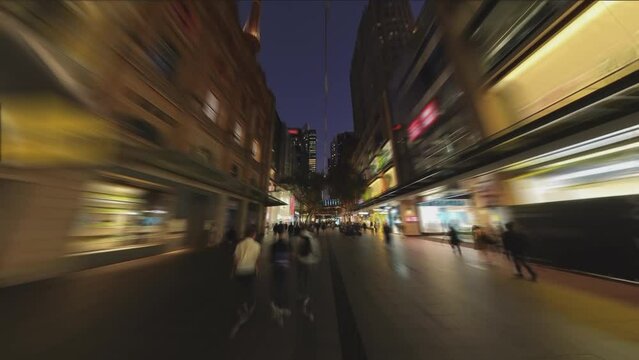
top-left (271, 113), bottom-right (293, 181)
top-left (288, 127), bottom-right (309, 178)
top-left (305, 128), bottom-right (317, 173)
top-left (287, 126), bottom-right (316, 176)
top-left (350, 0), bottom-right (413, 136)
top-left (349, 0), bottom-right (413, 224)
top-left (329, 132), bottom-right (356, 170)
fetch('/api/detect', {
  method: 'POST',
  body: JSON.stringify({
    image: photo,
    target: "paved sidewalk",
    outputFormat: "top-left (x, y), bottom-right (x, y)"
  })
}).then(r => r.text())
top-left (0, 239), bottom-right (342, 360)
top-left (330, 231), bottom-right (639, 360)
top-left (225, 232), bottom-right (341, 360)
top-left (410, 234), bottom-right (639, 307)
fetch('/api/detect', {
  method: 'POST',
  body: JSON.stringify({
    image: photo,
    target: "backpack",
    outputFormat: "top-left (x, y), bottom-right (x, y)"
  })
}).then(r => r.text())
top-left (299, 236), bottom-right (312, 257)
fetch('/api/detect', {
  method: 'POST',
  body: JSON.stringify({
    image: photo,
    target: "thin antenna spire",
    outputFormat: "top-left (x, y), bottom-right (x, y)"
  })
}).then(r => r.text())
top-left (323, 0), bottom-right (330, 172)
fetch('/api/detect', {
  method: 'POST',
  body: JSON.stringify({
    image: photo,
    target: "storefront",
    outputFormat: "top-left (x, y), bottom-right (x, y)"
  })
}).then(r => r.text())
top-left (67, 179), bottom-right (182, 253)
top-left (417, 197), bottom-right (475, 241)
top-left (265, 189), bottom-right (295, 226)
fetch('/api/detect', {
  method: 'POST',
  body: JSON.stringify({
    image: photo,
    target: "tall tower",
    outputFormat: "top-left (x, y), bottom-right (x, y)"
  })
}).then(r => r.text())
top-left (306, 129), bottom-right (317, 173)
top-left (350, 0), bottom-right (413, 136)
top-left (243, 0), bottom-right (261, 52)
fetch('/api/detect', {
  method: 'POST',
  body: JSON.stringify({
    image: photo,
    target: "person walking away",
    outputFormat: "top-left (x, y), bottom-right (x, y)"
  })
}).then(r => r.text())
top-left (297, 226), bottom-right (321, 321)
top-left (230, 225), bottom-right (261, 337)
top-left (448, 226), bottom-right (462, 255)
top-left (383, 222), bottom-right (392, 245)
top-left (270, 232), bottom-right (292, 326)
top-left (502, 222), bottom-right (537, 281)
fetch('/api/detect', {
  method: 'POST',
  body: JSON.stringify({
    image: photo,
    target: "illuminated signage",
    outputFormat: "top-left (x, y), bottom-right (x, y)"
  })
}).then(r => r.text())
top-left (418, 199), bottom-right (468, 207)
top-left (408, 101), bottom-right (439, 142)
top-left (288, 129), bottom-right (299, 135)
top-left (322, 199), bottom-right (341, 207)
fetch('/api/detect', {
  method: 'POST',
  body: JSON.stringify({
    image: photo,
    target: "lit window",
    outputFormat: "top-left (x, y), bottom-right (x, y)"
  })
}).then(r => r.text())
top-left (233, 123), bottom-right (243, 144)
top-left (203, 91), bottom-right (219, 122)
top-left (252, 140), bottom-right (261, 162)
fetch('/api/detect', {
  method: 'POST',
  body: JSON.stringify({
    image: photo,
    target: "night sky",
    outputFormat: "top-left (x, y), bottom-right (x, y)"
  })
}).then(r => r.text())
top-left (238, 1), bottom-right (424, 171)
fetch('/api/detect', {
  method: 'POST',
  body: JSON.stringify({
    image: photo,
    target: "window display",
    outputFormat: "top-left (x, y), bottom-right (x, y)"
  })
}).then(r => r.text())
top-left (67, 181), bottom-right (174, 253)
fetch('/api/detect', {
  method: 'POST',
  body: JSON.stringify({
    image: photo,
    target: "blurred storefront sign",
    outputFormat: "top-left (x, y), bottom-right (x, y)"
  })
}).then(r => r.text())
top-left (369, 141), bottom-right (393, 175)
top-left (488, 1), bottom-right (639, 136)
top-left (0, 95), bottom-right (116, 166)
top-left (408, 100), bottom-right (439, 142)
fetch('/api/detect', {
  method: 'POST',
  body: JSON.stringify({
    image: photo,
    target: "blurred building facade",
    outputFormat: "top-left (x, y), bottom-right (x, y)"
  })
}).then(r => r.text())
top-left (349, 0), bottom-right (413, 231)
top-left (0, 1), bottom-right (279, 285)
top-left (353, 0), bottom-right (639, 281)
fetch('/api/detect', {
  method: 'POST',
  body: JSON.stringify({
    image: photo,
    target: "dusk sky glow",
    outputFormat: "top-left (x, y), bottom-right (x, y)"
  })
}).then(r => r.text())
top-left (238, 1), bottom-right (424, 171)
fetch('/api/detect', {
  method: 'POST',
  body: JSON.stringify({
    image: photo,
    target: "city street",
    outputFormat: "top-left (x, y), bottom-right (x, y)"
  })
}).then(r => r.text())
top-left (2, 230), bottom-right (638, 360)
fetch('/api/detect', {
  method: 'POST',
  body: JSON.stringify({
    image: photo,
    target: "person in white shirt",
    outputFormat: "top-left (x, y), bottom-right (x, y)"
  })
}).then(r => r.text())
top-left (232, 225), bottom-right (261, 319)
top-left (296, 226), bottom-right (321, 321)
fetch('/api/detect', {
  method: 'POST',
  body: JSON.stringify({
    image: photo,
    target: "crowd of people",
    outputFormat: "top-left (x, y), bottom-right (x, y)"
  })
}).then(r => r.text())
top-left (229, 222), bottom-right (322, 337)
top-left (448, 222), bottom-right (537, 281)
top-left (225, 217), bottom-right (537, 337)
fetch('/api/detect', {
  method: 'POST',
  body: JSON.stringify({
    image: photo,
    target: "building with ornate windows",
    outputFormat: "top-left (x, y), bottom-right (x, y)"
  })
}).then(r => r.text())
top-left (0, 0), bottom-right (279, 285)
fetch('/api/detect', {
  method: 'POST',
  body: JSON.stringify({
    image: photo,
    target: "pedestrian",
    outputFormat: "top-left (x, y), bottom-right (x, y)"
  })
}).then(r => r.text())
top-left (473, 225), bottom-right (495, 264)
top-left (362, 222), bottom-right (367, 233)
top-left (288, 222), bottom-right (295, 237)
top-left (315, 222), bottom-right (321, 234)
top-left (297, 226), bottom-right (321, 322)
top-left (383, 222), bottom-right (392, 245)
top-left (270, 231), bottom-right (292, 327)
top-left (502, 222), bottom-right (537, 281)
top-left (448, 225), bottom-right (462, 255)
top-left (230, 225), bottom-right (261, 337)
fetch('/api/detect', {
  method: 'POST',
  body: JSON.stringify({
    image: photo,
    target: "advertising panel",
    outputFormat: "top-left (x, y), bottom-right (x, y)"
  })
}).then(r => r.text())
top-left (408, 101), bottom-right (439, 142)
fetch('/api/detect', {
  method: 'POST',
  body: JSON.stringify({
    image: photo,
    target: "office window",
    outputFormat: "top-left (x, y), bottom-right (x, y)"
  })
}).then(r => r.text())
top-left (202, 90), bottom-right (219, 122)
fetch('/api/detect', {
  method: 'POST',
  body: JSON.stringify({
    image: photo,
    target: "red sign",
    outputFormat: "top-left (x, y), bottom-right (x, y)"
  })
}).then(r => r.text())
top-left (408, 101), bottom-right (439, 142)
top-left (288, 129), bottom-right (299, 135)
top-left (289, 196), bottom-right (295, 216)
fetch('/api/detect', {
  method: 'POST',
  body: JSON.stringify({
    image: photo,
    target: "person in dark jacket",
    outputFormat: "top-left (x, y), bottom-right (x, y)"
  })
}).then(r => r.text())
top-left (448, 226), bottom-right (462, 255)
top-left (270, 232), bottom-right (292, 326)
top-left (383, 222), bottom-right (392, 245)
top-left (502, 222), bottom-right (537, 281)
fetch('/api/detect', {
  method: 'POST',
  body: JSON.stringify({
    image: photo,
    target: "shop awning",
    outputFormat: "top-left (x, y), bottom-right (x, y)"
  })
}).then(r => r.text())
top-left (265, 195), bottom-right (287, 207)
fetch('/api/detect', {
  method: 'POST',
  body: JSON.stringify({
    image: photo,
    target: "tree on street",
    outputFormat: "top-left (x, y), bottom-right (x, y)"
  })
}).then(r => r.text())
top-left (326, 162), bottom-right (366, 214)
